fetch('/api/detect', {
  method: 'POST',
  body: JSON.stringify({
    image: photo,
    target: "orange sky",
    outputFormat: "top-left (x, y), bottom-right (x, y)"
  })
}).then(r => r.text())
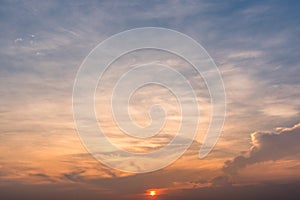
top-left (1, 1), bottom-right (300, 200)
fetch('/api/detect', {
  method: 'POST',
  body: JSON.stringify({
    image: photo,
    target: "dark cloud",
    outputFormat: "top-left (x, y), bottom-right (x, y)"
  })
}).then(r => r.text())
top-left (1, 0), bottom-right (300, 199)
top-left (2, 179), bottom-right (300, 200)
top-left (29, 173), bottom-right (49, 178)
top-left (159, 181), bottom-right (300, 200)
top-left (223, 123), bottom-right (300, 175)
top-left (28, 173), bottom-right (56, 183)
top-left (62, 170), bottom-right (85, 182)
top-left (211, 176), bottom-right (232, 187)
top-left (0, 182), bottom-right (113, 200)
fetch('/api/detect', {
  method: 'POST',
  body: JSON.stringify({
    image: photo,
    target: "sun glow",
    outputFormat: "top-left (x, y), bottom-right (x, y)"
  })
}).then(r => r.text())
top-left (150, 190), bottom-right (156, 196)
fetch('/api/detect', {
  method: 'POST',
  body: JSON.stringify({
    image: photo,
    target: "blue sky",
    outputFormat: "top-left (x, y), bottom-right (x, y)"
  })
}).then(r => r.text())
top-left (1, 0), bottom-right (300, 199)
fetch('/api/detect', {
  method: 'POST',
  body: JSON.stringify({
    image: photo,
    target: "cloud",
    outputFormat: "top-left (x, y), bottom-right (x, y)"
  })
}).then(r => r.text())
top-left (155, 181), bottom-right (300, 200)
top-left (14, 38), bottom-right (23, 43)
top-left (62, 170), bottom-right (85, 182)
top-left (211, 176), bottom-right (232, 187)
top-left (1, 1), bottom-right (300, 198)
top-left (223, 123), bottom-right (300, 175)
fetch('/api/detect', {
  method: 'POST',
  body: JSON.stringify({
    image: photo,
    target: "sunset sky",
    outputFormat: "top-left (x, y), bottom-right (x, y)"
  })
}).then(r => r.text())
top-left (1, 0), bottom-right (300, 199)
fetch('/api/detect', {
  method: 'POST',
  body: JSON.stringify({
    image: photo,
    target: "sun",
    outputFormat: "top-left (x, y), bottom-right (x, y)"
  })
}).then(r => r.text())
top-left (149, 190), bottom-right (156, 196)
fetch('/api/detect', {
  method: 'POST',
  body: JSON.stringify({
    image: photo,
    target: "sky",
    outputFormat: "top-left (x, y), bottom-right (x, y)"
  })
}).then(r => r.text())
top-left (1, 0), bottom-right (300, 199)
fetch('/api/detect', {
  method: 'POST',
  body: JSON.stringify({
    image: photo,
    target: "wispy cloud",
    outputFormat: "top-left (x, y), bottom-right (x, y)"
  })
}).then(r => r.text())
top-left (1, 0), bottom-right (300, 199)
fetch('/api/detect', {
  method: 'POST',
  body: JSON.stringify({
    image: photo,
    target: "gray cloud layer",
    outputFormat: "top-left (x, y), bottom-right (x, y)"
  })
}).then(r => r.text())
top-left (223, 123), bottom-right (300, 175)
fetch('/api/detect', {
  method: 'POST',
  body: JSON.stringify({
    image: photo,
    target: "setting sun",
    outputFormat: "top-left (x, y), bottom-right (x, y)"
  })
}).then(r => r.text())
top-left (150, 190), bottom-right (156, 196)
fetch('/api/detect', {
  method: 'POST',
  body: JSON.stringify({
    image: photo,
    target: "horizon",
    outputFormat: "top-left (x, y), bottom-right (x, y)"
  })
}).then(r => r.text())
top-left (1, 0), bottom-right (300, 199)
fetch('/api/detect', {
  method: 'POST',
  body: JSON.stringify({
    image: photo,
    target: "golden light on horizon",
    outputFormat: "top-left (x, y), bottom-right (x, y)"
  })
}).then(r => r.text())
top-left (149, 190), bottom-right (156, 196)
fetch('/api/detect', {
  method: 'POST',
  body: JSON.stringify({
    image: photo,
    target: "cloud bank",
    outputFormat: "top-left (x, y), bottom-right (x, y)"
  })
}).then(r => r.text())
top-left (223, 123), bottom-right (300, 175)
